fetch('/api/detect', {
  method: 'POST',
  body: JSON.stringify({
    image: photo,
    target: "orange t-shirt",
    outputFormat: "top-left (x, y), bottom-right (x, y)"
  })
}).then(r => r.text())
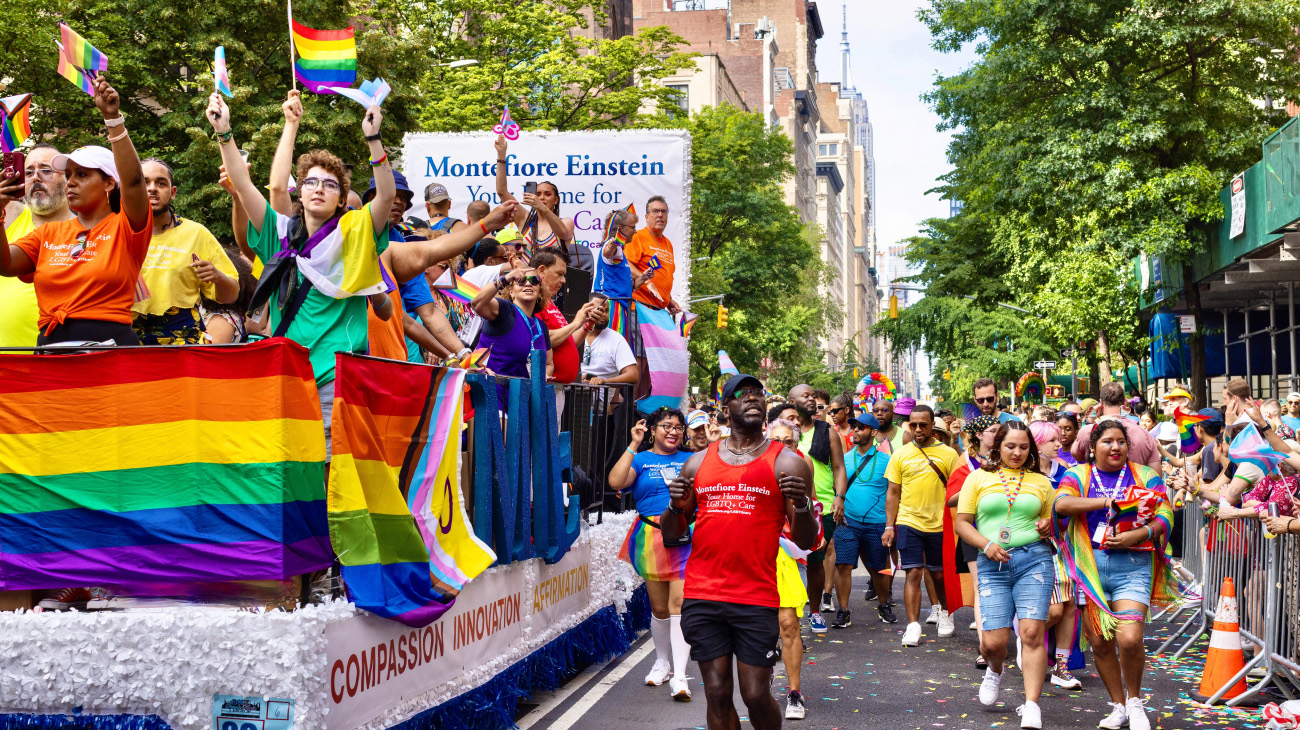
top-left (366, 289), bottom-right (409, 361)
top-left (13, 210), bottom-right (153, 332)
top-left (625, 227), bottom-right (675, 309)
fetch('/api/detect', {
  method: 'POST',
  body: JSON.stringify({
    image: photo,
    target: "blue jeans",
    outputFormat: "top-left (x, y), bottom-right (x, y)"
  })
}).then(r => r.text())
top-left (976, 541), bottom-right (1054, 629)
top-left (1094, 549), bottom-right (1153, 607)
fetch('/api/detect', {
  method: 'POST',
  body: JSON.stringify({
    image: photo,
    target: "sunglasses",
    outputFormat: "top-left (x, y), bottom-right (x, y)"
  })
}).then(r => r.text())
top-left (816, 404), bottom-right (828, 411)
top-left (829, 407), bottom-right (845, 415)
top-left (974, 396), bottom-right (997, 404)
top-left (512, 274), bottom-right (541, 286)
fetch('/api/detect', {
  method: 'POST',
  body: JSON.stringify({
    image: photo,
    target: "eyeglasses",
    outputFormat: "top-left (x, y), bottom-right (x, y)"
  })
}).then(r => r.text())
top-left (27, 166), bottom-right (59, 180)
top-left (300, 177), bottom-right (341, 193)
top-left (734, 387), bottom-right (765, 400)
top-left (974, 396), bottom-right (997, 404)
top-left (773, 437), bottom-right (799, 447)
top-left (658, 424), bottom-right (685, 433)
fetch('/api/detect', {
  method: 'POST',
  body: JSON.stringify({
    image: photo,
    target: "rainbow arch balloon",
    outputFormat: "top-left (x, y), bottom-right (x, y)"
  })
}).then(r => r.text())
top-left (1015, 372), bottom-right (1046, 403)
top-left (856, 372), bottom-right (897, 407)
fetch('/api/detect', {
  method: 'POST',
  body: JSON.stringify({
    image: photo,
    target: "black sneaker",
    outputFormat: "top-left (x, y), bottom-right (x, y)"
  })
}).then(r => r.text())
top-left (832, 608), bottom-right (852, 629)
top-left (864, 583), bottom-right (878, 601)
top-left (820, 592), bottom-right (834, 613)
top-left (877, 603), bottom-right (899, 624)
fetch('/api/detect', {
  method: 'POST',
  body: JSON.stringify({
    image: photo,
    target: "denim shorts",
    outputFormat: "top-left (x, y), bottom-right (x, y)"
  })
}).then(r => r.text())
top-left (896, 525), bottom-right (944, 570)
top-left (1094, 549), bottom-right (1153, 607)
top-left (976, 541), bottom-right (1054, 629)
top-left (834, 516), bottom-right (890, 572)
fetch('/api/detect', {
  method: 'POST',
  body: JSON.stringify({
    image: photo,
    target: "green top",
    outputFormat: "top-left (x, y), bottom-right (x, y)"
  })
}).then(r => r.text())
top-left (956, 468), bottom-right (1054, 548)
top-left (247, 201), bottom-right (388, 387)
top-left (799, 427), bottom-right (836, 504)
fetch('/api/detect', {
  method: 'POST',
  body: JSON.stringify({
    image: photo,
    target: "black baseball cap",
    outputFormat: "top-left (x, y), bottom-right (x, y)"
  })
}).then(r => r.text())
top-left (720, 373), bottom-right (764, 404)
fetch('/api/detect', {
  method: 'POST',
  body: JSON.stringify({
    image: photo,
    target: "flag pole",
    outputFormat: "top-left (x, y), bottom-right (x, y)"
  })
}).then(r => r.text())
top-left (287, 0), bottom-right (298, 91)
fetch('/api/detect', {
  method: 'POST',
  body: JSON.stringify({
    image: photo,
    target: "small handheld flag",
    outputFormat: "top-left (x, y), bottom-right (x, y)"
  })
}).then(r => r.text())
top-left (647, 254), bottom-right (663, 272)
top-left (679, 313), bottom-right (698, 339)
top-left (460, 346), bottom-right (491, 369)
top-left (213, 46), bottom-right (233, 98)
top-left (59, 23), bottom-right (108, 73)
top-left (493, 106), bottom-right (520, 140)
top-left (718, 350), bottom-right (739, 376)
top-left (291, 20), bottom-right (357, 94)
top-left (431, 270), bottom-right (482, 305)
top-left (330, 77), bottom-right (391, 108)
top-left (1174, 408), bottom-right (1209, 455)
top-left (1229, 422), bottom-right (1288, 475)
top-left (0, 94), bottom-right (33, 153)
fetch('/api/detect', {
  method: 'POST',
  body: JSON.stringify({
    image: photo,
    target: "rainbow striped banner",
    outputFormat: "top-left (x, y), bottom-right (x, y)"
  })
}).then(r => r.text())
top-left (329, 355), bottom-right (495, 625)
top-left (0, 94), bottom-right (32, 153)
top-left (0, 340), bottom-right (330, 590)
top-left (291, 20), bottom-right (357, 94)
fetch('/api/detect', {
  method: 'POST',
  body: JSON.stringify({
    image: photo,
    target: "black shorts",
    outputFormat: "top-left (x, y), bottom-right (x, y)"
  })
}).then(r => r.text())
top-left (896, 525), bottom-right (944, 570)
top-left (680, 599), bottom-right (781, 668)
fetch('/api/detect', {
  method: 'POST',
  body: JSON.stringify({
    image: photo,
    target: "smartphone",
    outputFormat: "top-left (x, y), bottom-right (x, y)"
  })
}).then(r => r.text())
top-left (524, 181), bottom-right (538, 196)
top-left (2, 151), bottom-right (24, 187)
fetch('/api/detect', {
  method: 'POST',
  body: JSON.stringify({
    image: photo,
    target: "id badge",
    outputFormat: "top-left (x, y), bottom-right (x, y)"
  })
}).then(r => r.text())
top-left (998, 526), bottom-right (1011, 544)
top-left (1092, 522), bottom-right (1108, 544)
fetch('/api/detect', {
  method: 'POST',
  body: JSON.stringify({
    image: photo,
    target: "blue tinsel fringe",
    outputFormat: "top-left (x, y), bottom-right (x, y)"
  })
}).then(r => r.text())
top-left (392, 583), bottom-right (651, 730)
top-left (0, 585), bottom-right (651, 730)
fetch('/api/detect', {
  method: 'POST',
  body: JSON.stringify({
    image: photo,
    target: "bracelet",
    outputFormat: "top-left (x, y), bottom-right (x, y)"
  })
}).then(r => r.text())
top-left (215, 130), bottom-right (233, 144)
top-left (106, 128), bottom-right (128, 144)
top-left (497, 158), bottom-right (507, 163)
top-left (1145, 525), bottom-right (1155, 541)
top-left (479, 220), bottom-right (490, 236)
top-left (983, 540), bottom-right (993, 553)
top-left (793, 499), bottom-right (809, 513)
top-left (103, 114), bottom-right (126, 128)
top-left (1290, 517), bottom-right (1298, 534)
top-left (369, 153), bottom-right (388, 167)
top-left (626, 447), bottom-right (636, 456)
top-left (668, 505), bottom-right (687, 515)
top-left (455, 347), bottom-right (471, 360)
top-left (365, 133), bottom-right (382, 142)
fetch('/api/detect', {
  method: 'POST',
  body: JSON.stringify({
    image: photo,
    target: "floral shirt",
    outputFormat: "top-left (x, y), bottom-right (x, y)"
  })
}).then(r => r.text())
top-left (1244, 473), bottom-right (1299, 518)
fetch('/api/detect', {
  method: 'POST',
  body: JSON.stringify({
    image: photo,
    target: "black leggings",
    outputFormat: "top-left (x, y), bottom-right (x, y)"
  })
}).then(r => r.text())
top-left (37, 319), bottom-right (141, 346)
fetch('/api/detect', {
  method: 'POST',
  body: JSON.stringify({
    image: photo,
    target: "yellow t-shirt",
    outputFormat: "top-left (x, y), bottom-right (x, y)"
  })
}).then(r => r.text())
top-left (956, 468), bottom-right (1054, 548)
top-left (1, 207), bottom-right (40, 348)
top-left (132, 219), bottom-right (237, 316)
top-left (885, 440), bottom-right (961, 532)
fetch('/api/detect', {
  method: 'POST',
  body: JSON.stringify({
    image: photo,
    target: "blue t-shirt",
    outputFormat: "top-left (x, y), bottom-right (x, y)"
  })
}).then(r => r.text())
top-left (997, 411), bottom-right (1019, 424)
top-left (1283, 415), bottom-right (1300, 434)
top-left (843, 446), bottom-right (890, 523)
top-left (628, 450), bottom-right (691, 517)
top-left (593, 244), bottom-right (633, 299)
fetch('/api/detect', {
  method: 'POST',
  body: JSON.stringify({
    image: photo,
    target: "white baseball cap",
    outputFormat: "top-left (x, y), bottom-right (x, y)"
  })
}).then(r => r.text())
top-left (52, 146), bottom-right (120, 184)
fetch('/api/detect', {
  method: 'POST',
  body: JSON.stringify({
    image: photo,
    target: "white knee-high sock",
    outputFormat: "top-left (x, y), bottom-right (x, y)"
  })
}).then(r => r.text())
top-left (670, 614), bottom-right (691, 679)
top-left (651, 616), bottom-right (671, 668)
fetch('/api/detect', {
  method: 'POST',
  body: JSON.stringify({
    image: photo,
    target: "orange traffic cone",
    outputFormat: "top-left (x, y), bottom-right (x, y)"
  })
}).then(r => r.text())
top-left (1191, 577), bottom-right (1251, 704)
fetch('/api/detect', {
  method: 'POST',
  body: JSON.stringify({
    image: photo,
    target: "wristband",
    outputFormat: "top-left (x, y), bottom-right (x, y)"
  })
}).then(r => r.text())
top-left (365, 133), bottom-right (382, 142)
top-left (455, 347), bottom-right (471, 360)
top-left (106, 128), bottom-right (128, 144)
top-left (626, 447), bottom-right (636, 456)
top-left (669, 505), bottom-right (687, 515)
top-left (104, 114), bottom-right (126, 128)
top-left (1145, 525), bottom-right (1154, 541)
top-left (368, 153), bottom-right (388, 167)
top-left (479, 220), bottom-right (490, 236)
top-left (1290, 517), bottom-right (1298, 534)
top-left (883, 525), bottom-right (894, 531)
top-left (216, 130), bottom-right (233, 144)
top-left (983, 540), bottom-right (993, 553)
top-left (793, 499), bottom-right (809, 513)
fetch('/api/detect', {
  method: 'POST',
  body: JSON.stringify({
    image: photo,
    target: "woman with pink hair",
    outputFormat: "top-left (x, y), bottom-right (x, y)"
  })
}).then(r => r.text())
top-left (1030, 418), bottom-right (1085, 691)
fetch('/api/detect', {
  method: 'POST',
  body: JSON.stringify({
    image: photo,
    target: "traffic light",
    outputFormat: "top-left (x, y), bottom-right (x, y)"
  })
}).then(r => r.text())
top-left (889, 294), bottom-right (898, 319)
top-left (717, 304), bottom-right (729, 329)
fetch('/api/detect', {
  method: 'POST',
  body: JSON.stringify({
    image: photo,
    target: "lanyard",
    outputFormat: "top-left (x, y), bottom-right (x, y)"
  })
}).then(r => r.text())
top-left (513, 301), bottom-right (542, 348)
top-left (1090, 463), bottom-right (1132, 502)
top-left (997, 468), bottom-right (1026, 520)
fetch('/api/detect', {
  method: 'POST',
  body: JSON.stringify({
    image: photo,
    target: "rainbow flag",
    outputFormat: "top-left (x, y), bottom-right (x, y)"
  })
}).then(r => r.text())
top-left (460, 346), bottom-right (490, 369)
top-left (679, 312), bottom-right (698, 339)
top-left (432, 269), bottom-right (482, 305)
top-left (329, 355), bottom-right (495, 625)
top-left (291, 20), bottom-right (357, 94)
top-left (59, 23), bottom-right (108, 72)
top-left (0, 340), bottom-right (330, 590)
top-left (213, 46), bottom-right (233, 97)
top-left (609, 299), bottom-right (628, 338)
top-left (1174, 407), bottom-right (1209, 454)
top-left (55, 42), bottom-right (95, 96)
top-left (0, 94), bottom-right (32, 153)
top-left (1229, 422), bottom-right (1288, 475)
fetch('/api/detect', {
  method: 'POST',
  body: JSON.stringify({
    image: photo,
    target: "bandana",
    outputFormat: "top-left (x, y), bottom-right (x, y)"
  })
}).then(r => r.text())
top-left (963, 414), bottom-right (999, 437)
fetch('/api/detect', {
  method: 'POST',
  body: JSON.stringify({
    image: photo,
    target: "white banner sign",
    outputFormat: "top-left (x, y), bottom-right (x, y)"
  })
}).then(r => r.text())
top-left (533, 541), bottom-right (592, 628)
top-left (400, 130), bottom-right (692, 304)
top-left (1230, 172), bottom-right (1246, 239)
top-left (324, 566), bottom-right (525, 730)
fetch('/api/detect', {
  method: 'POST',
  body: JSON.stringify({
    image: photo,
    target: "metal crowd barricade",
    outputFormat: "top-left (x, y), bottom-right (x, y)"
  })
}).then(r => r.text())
top-left (558, 381), bottom-right (636, 522)
top-left (1155, 500), bottom-right (1288, 706)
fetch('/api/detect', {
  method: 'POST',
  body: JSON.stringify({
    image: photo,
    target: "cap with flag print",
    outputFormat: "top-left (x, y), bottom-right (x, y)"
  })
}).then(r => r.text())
top-left (1174, 407), bottom-right (1210, 454)
top-left (213, 46), bottom-right (233, 98)
top-left (0, 94), bottom-right (33, 153)
top-left (291, 19), bottom-right (357, 94)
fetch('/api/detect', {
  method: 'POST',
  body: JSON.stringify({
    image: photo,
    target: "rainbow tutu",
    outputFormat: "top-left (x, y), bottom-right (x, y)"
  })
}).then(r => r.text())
top-left (619, 516), bottom-right (690, 582)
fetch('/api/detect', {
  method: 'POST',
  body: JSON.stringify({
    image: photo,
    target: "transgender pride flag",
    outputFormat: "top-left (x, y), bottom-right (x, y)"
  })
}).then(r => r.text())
top-left (636, 303), bottom-right (689, 414)
top-left (1229, 423), bottom-right (1288, 475)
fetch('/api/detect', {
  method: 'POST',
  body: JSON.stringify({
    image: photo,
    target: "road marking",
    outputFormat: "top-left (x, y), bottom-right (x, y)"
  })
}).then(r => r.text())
top-left (536, 636), bottom-right (656, 730)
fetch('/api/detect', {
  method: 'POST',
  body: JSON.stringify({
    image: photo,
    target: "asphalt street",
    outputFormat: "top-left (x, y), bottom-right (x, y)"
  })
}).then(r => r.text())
top-left (517, 571), bottom-right (1218, 730)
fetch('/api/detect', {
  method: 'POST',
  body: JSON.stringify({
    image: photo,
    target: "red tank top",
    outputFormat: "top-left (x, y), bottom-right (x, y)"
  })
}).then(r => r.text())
top-left (684, 440), bottom-right (787, 608)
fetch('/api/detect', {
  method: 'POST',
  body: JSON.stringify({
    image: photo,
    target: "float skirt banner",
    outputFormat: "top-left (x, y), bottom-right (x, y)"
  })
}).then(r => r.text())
top-left (0, 339), bottom-right (330, 589)
top-left (328, 355), bottom-right (495, 627)
top-left (636, 303), bottom-right (689, 414)
top-left (401, 129), bottom-right (692, 305)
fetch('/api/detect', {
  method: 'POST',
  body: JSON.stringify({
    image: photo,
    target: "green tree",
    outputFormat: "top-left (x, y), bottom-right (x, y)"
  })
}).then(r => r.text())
top-left (681, 105), bottom-right (833, 396)
top-left (913, 0), bottom-right (1300, 404)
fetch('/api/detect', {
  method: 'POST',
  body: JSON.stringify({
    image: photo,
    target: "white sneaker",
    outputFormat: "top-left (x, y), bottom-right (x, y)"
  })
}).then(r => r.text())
top-left (1125, 697), bottom-right (1149, 730)
top-left (926, 607), bottom-right (938, 624)
top-left (970, 620), bottom-right (978, 631)
top-left (901, 622), bottom-right (923, 646)
top-left (644, 659), bottom-right (671, 686)
top-left (785, 691), bottom-right (807, 719)
top-left (1098, 702), bottom-right (1129, 729)
top-left (936, 608), bottom-right (955, 637)
top-left (1017, 701), bottom-right (1042, 729)
top-left (669, 676), bottom-right (691, 701)
top-left (979, 668), bottom-right (1003, 706)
